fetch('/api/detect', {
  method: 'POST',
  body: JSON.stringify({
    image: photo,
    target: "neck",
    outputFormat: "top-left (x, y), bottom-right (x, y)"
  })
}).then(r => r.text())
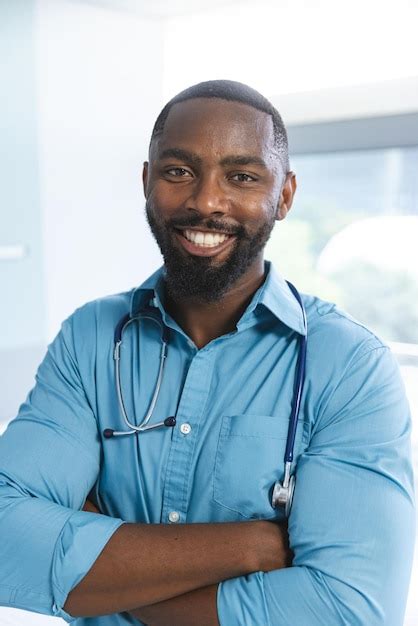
top-left (164, 258), bottom-right (266, 349)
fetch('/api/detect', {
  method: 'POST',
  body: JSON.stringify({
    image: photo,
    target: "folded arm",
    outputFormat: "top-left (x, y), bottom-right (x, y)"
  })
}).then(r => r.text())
top-left (129, 345), bottom-right (415, 626)
top-left (64, 515), bottom-right (290, 617)
top-left (82, 500), bottom-right (292, 625)
top-left (130, 585), bottom-right (220, 626)
top-left (0, 312), bottom-right (292, 622)
top-left (216, 345), bottom-right (416, 625)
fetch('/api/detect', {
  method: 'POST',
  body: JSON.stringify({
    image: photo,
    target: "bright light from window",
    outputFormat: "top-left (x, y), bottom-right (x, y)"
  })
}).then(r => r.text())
top-left (163, 0), bottom-right (418, 100)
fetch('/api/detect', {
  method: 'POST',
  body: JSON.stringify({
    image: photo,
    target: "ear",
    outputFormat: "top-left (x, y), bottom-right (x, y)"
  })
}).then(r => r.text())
top-left (277, 172), bottom-right (297, 220)
top-left (142, 162), bottom-right (149, 198)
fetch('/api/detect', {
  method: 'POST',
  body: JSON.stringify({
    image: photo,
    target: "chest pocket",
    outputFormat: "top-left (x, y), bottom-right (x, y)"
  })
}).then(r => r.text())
top-left (213, 413), bottom-right (306, 520)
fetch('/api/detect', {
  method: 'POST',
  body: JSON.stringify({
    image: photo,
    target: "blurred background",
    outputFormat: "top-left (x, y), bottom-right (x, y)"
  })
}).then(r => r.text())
top-left (1, 0), bottom-right (417, 623)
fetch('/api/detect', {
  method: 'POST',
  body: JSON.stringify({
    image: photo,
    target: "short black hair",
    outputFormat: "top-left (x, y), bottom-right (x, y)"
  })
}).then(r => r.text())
top-left (150, 79), bottom-right (289, 173)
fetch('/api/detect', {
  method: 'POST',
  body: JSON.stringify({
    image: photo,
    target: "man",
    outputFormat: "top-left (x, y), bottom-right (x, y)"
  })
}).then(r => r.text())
top-left (0, 80), bottom-right (415, 626)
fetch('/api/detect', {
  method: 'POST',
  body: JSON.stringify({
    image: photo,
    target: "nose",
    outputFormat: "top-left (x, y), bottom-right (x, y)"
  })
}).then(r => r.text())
top-left (186, 172), bottom-right (229, 217)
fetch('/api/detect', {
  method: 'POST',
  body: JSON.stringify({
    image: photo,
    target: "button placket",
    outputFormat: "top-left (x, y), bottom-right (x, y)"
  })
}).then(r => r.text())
top-left (161, 350), bottom-right (214, 524)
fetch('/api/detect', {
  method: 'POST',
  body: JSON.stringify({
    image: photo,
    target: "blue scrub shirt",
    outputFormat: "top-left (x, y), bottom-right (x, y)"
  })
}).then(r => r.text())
top-left (0, 261), bottom-right (415, 625)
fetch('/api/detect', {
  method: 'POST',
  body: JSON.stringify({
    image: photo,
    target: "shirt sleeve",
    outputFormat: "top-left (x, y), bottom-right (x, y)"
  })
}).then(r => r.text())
top-left (0, 312), bottom-right (125, 622)
top-left (217, 345), bottom-right (416, 626)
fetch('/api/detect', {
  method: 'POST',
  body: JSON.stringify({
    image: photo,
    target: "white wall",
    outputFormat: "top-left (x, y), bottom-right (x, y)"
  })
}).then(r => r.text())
top-left (0, 0), bottom-right (166, 420)
top-left (0, 0), bottom-right (46, 352)
top-left (36, 0), bottom-right (165, 340)
top-left (0, 0), bottom-right (48, 424)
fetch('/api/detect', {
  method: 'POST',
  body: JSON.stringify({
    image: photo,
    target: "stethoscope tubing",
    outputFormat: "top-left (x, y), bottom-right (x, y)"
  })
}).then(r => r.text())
top-left (115, 315), bottom-right (168, 432)
top-left (284, 281), bottom-right (308, 464)
top-left (104, 311), bottom-right (172, 438)
top-left (103, 281), bottom-right (307, 516)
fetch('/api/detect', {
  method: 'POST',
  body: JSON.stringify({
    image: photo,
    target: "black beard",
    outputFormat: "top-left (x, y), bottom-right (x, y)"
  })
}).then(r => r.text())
top-left (145, 201), bottom-right (276, 304)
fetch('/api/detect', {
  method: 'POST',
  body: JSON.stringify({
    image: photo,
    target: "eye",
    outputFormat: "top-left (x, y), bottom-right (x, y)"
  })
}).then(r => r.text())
top-left (230, 172), bottom-right (257, 183)
top-left (165, 167), bottom-right (192, 178)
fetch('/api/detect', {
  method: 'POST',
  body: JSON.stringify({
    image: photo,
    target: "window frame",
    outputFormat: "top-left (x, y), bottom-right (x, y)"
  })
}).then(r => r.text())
top-left (287, 111), bottom-right (418, 155)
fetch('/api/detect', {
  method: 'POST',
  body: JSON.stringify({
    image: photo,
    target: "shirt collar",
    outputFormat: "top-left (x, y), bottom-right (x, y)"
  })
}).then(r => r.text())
top-left (130, 261), bottom-right (306, 337)
top-left (256, 261), bottom-right (307, 336)
top-left (129, 265), bottom-right (166, 315)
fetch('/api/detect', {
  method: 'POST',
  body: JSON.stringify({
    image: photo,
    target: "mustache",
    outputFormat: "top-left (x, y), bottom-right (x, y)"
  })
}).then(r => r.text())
top-left (167, 215), bottom-right (245, 238)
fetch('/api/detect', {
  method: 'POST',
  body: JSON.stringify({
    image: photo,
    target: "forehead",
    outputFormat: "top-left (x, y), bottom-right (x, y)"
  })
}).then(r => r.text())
top-left (152, 98), bottom-right (276, 161)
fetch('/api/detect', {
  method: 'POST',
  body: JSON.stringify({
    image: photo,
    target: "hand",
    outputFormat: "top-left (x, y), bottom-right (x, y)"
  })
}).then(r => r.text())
top-left (254, 518), bottom-right (293, 572)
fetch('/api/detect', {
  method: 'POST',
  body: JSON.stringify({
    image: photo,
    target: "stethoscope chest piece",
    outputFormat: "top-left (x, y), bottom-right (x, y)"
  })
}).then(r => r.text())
top-left (271, 462), bottom-right (295, 518)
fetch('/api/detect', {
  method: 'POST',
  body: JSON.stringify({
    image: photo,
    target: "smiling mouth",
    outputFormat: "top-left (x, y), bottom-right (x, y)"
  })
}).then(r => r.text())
top-left (178, 228), bottom-right (232, 247)
top-left (174, 228), bottom-right (237, 257)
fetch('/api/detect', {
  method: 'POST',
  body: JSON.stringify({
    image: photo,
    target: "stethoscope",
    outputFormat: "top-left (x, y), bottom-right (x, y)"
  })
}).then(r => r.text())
top-left (102, 281), bottom-right (307, 517)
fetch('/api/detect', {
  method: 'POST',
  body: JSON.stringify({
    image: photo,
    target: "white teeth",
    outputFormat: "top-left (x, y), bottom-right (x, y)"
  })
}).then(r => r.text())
top-left (183, 229), bottom-right (230, 247)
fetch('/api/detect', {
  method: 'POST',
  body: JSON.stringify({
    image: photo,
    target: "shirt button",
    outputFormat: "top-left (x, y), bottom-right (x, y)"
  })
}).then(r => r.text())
top-left (180, 423), bottom-right (192, 435)
top-left (168, 511), bottom-right (180, 523)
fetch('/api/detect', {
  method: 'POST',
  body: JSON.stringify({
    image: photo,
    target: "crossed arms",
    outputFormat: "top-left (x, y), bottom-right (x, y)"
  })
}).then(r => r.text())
top-left (0, 317), bottom-right (415, 625)
top-left (65, 499), bottom-right (292, 625)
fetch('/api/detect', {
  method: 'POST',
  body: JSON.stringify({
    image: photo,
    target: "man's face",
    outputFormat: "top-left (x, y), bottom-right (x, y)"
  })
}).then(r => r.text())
top-left (143, 98), bottom-right (289, 303)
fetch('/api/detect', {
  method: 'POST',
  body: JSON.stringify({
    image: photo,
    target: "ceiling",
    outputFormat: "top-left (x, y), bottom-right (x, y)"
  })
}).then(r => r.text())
top-left (70, 0), bottom-right (246, 18)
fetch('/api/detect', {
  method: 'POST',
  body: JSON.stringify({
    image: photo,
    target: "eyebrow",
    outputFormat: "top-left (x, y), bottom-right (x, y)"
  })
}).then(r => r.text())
top-left (220, 155), bottom-right (268, 168)
top-left (158, 148), bottom-right (202, 168)
top-left (158, 148), bottom-right (268, 170)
